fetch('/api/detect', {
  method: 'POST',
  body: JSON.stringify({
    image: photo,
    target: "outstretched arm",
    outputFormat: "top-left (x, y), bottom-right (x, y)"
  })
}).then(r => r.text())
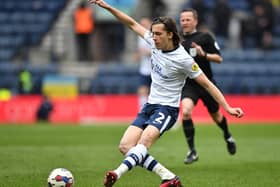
top-left (88, 0), bottom-right (147, 37)
top-left (194, 73), bottom-right (244, 118)
top-left (191, 42), bottom-right (223, 63)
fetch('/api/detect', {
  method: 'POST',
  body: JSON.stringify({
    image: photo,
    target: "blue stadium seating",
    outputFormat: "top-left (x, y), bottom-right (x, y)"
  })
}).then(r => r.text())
top-left (0, 74), bottom-right (18, 92)
top-left (88, 47), bottom-right (280, 95)
top-left (91, 64), bottom-right (139, 94)
top-left (183, 0), bottom-right (249, 11)
top-left (0, 0), bottom-right (279, 95)
top-left (0, 0), bottom-right (66, 62)
top-left (212, 51), bottom-right (280, 94)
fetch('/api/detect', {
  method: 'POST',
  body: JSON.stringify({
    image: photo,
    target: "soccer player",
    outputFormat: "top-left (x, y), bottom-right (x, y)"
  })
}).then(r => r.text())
top-left (136, 17), bottom-right (152, 110)
top-left (88, 1), bottom-right (244, 186)
top-left (179, 8), bottom-right (236, 164)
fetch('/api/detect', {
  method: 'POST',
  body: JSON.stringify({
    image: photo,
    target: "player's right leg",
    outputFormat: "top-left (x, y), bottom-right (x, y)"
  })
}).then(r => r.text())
top-left (181, 98), bottom-right (198, 164)
top-left (103, 125), bottom-right (144, 186)
top-left (103, 143), bottom-right (148, 186)
top-left (104, 171), bottom-right (118, 187)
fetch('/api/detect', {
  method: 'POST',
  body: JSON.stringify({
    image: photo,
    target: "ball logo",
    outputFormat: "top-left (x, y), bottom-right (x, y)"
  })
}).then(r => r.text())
top-left (55, 175), bottom-right (63, 181)
top-left (191, 63), bottom-right (199, 72)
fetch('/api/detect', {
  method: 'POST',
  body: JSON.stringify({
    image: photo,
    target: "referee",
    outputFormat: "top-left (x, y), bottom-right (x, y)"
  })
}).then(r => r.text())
top-left (179, 8), bottom-right (236, 164)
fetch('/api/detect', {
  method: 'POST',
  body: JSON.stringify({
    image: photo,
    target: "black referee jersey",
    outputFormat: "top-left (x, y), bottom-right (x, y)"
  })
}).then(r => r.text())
top-left (181, 31), bottom-right (221, 83)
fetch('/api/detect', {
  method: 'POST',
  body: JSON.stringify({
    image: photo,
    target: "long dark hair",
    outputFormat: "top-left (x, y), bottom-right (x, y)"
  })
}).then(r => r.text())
top-left (151, 17), bottom-right (181, 48)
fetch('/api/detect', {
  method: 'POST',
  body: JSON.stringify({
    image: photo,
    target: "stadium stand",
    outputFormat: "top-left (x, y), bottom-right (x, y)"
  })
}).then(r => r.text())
top-left (212, 50), bottom-right (280, 94)
top-left (88, 51), bottom-right (280, 95)
top-left (212, 0), bottom-right (248, 10)
top-left (0, 62), bottom-right (58, 94)
top-left (0, 0), bottom-right (279, 95)
top-left (90, 63), bottom-right (139, 94)
top-left (0, 0), bottom-right (66, 62)
top-left (182, 0), bottom-right (249, 11)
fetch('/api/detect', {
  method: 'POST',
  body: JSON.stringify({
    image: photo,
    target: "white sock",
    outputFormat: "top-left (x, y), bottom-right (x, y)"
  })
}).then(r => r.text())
top-left (114, 164), bottom-right (128, 179)
top-left (142, 154), bottom-right (175, 180)
top-left (152, 162), bottom-right (176, 180)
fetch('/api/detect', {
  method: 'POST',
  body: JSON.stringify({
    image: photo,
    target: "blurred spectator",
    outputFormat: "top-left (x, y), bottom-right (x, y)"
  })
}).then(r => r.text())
top-left (135, 17), bottom-right (152, 111)
top-left (213, 0), bottom-right (232, 38)
top-left (191, 0), bottom-right (208, 26)
top-left (241, 0), bottom-right (275, 49)
top-left (259, 0), bottom-right (275, 31)
top-left (73, 2), bottom-right (95, 62)
top-left (150, 0), bottom-right (167, 18)
top-left (246, 0), bottom-right (260, 9)
top-left (18, 68), bottom-right (33, 94)
top-left (261, 31), bottom-right (276, 50)
top-left (252, 2), bottom-right (275, 48)
top-left (36, 95), bottom-right (53, 122)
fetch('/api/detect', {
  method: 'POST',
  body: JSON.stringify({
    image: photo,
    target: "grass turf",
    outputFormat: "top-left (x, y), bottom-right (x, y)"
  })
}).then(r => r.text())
top-left (0, 123), bottom-right (279, 187)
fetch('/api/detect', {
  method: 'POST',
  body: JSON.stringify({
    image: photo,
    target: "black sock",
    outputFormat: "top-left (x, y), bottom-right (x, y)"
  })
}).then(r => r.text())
top-left (217, 116), bottom-right (231, 139)
top-left (182, 119), bottom-right (195, 151)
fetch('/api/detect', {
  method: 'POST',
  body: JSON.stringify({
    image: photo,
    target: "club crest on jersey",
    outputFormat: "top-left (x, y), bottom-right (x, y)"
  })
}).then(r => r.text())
top-left (151, 60), bottom-right (168, 79)
top-left (192, 63), bottom-right (199, 72)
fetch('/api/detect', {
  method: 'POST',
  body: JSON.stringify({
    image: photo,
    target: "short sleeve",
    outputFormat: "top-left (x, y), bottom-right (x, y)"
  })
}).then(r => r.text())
top-left (143, 31), bottom-right (154, 47)
top-left (187, 62), bottom-right (203, 79)
top-left (205, 33), bottom-right (221, 54)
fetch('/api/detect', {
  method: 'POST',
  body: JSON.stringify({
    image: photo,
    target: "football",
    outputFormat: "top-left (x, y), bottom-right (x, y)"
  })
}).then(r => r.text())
top-left (47, 168), bottom-right (74, 187)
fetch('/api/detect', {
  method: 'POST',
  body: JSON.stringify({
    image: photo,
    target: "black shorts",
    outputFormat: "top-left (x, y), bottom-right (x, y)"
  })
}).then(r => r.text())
top-left (181, 80), bottom-right (219, 113)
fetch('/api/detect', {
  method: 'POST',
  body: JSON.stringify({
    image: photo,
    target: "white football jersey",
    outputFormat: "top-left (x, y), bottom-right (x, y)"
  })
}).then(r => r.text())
top-left (143, 31), bottom-right (202, 107)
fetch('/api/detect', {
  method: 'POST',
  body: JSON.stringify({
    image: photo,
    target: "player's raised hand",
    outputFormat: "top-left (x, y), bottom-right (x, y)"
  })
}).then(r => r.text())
top-left (88, 0), bottom-right (110, 9)
top-left (227, 107), bottom-right (244, 118)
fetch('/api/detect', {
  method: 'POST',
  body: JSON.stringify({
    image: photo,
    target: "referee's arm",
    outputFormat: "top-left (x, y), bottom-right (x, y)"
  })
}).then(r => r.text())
top-left (192, 42), bottom-right (222, 63)
top-left (204, 53), bottom-right (222, 63)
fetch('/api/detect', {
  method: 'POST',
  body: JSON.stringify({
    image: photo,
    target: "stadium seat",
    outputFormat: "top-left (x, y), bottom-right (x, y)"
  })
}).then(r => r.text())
top-left (0, 0), bottom-right (67, 62)
top-left (0, 74), bottom-right (18, 92)
top-left (0, 13), bottom-right (9, 23)
top-left (91, 64), bottom-right (139, 94)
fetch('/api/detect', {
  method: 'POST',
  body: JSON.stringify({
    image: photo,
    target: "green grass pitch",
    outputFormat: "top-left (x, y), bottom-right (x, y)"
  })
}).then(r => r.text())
top-left (0, 123), bottom-right (279, 187)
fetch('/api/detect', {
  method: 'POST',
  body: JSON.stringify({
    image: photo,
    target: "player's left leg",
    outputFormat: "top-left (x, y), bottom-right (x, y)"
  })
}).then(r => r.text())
top-left (203, 93), bottom-right (236, 155)
top-left (210, 111), bottom-right (236, 155)
top-left (140, 153), bottom-right (182, 187)
top-left (137, 105), bottom-right (182, 186)
top-left (138, 125), bottom-right (182, 186)
top-left (104, 111), bottom-right (173, 186)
